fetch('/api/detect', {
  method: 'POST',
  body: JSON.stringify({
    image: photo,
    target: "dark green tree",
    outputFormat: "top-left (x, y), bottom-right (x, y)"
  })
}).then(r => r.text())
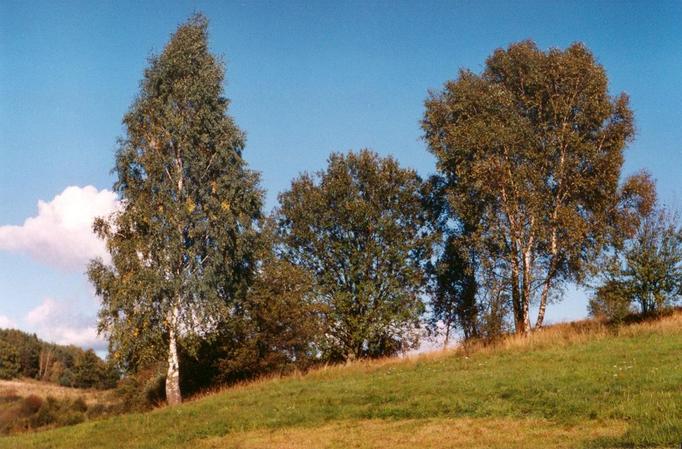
top-left (276, 150), bottom-right (435, 361)
top-left (0, 339), bottom-right (20, 379)
top-left (423, 41), bottom-right (634, 333)
top-left (425, 175), bottom-right (481, 344)
top-left (0, 329), bottom-right (41, 378)
top-left (88, 14), bottom-right (263, 404)
top-left (430, 235), bottom-right (479, 345)
top-left (211, 248), bottom-right (323, 384)
top-left (73, 350), bottom-right (103, 389)
top-left (180, 221), bottom-right (324, 392)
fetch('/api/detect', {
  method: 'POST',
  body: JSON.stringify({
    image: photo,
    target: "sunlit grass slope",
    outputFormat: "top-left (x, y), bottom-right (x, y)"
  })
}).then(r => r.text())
top-left (3, 314), bottom-right (682, 449)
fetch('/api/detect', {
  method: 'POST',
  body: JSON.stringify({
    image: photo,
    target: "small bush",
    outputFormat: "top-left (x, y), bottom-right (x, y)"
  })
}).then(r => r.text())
top-left (58, 368), bottom-right (75, 387)
top-left (71, 397), bottom-right (87, 413)
top-left (0, 407), bottom-right (22, 434)
top-left (30, 396), bottom-right (60, 428)
top-left (113, 367), bottom-right (166, 412)
top-left (144, 373), bottom-right (166, 406)
top-left (56, 410), bottom-right (85, 426)
top-left (85, 402), bottom-right (111, 419)
top-left (589, 284), bottom-right (632, 324)
top-left (19, 395), bottom-right (43, 415)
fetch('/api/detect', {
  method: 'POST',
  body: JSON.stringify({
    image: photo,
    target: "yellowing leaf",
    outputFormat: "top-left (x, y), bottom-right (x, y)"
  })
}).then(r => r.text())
top-left (186, 198), bottom-right (196, 213)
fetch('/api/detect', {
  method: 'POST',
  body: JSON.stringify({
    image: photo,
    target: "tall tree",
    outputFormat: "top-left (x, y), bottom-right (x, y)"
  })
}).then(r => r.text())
top-left (88, 14), bottom-right (263, 404)
top-left (276, 150), bottom-right (435, 361)
top-left (423, 41), bottom-right (634, 333)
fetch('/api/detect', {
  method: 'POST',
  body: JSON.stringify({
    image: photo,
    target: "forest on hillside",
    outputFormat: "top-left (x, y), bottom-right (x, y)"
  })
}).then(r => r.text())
top-left (0, 329), bottom-right (115, 389)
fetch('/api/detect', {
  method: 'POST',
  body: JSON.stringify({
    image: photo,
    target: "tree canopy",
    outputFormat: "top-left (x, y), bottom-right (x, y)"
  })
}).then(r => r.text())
top-left (276, 150), bottom-right (435, 360)
top-left (88, 14), bottom-right (263, 404)
top-left (423, 40), bottom-right (635, 334)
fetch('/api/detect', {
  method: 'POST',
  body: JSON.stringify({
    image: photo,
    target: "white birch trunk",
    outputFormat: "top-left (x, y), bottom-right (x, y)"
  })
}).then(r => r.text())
top-left (166, 305), bottom-right (182, 405)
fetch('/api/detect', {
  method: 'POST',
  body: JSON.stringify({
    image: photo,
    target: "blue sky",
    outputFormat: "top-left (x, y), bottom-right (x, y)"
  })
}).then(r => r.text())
top-left (1, 0), bottom-right (680, 350)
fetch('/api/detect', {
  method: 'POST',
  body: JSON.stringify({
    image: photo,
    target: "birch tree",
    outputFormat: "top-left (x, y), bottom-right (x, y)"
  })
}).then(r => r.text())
top-left (423, 41), bottom-right (634, 333)
top-left (88, 15), bottom-right (262, 404)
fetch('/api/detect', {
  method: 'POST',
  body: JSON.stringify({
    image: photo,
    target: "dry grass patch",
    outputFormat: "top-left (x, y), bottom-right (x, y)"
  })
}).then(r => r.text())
top-left (0, 379), bottom-right (110, 405)
top-left (198, 418), bottom-right (628, 449)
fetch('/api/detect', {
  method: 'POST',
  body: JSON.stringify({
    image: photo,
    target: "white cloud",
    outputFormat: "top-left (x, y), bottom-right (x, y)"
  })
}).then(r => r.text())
top-left (0, 315), bottom-right (16, 329)
top-left (0, 185), bottom-right (120, 271)
top-left (25, 297), bottom-right (60, 326)
top-left (24, 297), bottom-right (105, 351)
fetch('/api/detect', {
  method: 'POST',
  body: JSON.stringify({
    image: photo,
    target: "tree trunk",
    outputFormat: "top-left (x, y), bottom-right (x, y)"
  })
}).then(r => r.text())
top-left (519, 247), bottom-right (533, 334)
top-left (536, 229), bottom-right (558, 329)
top-left (536, 269), bottom-right (554, 329)
top-left (510, 258), bottom-right (524, 333)
top-left (536, 283), bottom-right (550, 329)
top-left (166, 307), bottom-right (182, 406)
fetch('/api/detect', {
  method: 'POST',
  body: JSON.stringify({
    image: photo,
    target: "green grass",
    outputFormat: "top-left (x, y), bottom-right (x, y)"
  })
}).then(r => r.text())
top-left (3, 316), bottom-right (682, 448)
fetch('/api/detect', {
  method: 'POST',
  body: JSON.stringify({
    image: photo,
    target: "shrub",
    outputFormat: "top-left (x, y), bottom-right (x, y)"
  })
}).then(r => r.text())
top-left (0, 406), bottom-right (22, 435)
top-left (30, 396), bottom-right (60, 428)
top-left (56, 410), bottom-right (85, 426)
top-left (18, 395), bottom-right (43, 415)
top-left (71, 397), bottom-right (87, 413)
top-left (85, 402), bottom-right (111, 419)
top-left (112, 367), bottom-right (166, 412)
top-left (589, 280), bottom-right (633, 323)
top-left (58, 368), bottom-right (75, 387)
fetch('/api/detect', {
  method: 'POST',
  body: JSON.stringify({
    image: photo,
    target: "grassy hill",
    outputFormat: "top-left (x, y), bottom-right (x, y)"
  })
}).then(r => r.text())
top-left (3, 314), bottom-right (682, 449)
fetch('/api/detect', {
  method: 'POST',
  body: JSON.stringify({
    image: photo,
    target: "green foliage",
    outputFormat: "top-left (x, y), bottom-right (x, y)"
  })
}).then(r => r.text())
top-left (276, 149), bottom-right (435, 361)
top-left (209, 254), bottom-right (323, 385)
top-left (177, 227), bottom-right (324, 393)
top-left (591, 203), bottom-right (682, 320)
top-left (72, 350), bottom-right (109, 389)
top-left (423, 40), bottom-right (635, 333)
top-left (0, 340), bottom-right (20, 380)
top-left (0, 328), bottom-right (117, 389)
top-left (427, 225), bottom-right (481, 342)
top-left (0, 330), bottom-right (41, 379)
top-left (57, 369), bottom-right (75, 388)
top-left (588, 280), bottom-right (633, 323)
top-left (112, 368), bottom-right (167, 411)
top-left (29, 397), bottom-right (86, 429)
top-left (88, 14), bottom-right (263, 402)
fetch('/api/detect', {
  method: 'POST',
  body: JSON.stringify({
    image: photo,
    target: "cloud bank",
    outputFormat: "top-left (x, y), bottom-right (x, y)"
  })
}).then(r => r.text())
top-left (0, 315), bottom-right (16, 329)
top-left (0, 185), bottom-right (120, 271)
top-left (24, 297), bottom-right (105, 351)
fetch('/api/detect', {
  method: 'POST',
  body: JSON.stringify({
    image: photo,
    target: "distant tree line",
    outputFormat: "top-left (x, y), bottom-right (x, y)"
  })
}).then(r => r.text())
top-left (0, 329), bottom-right (116, 389)
top-left (80, 14), bottom-right (682, 404)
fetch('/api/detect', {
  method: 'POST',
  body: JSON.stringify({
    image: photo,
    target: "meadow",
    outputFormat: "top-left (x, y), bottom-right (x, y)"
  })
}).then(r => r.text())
top-left (3, 313), bottom-right (682, 448)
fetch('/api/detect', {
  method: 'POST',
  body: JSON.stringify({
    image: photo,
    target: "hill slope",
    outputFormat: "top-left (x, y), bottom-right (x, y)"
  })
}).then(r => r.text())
top-left (3, 316), bottom-right (682, 449)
